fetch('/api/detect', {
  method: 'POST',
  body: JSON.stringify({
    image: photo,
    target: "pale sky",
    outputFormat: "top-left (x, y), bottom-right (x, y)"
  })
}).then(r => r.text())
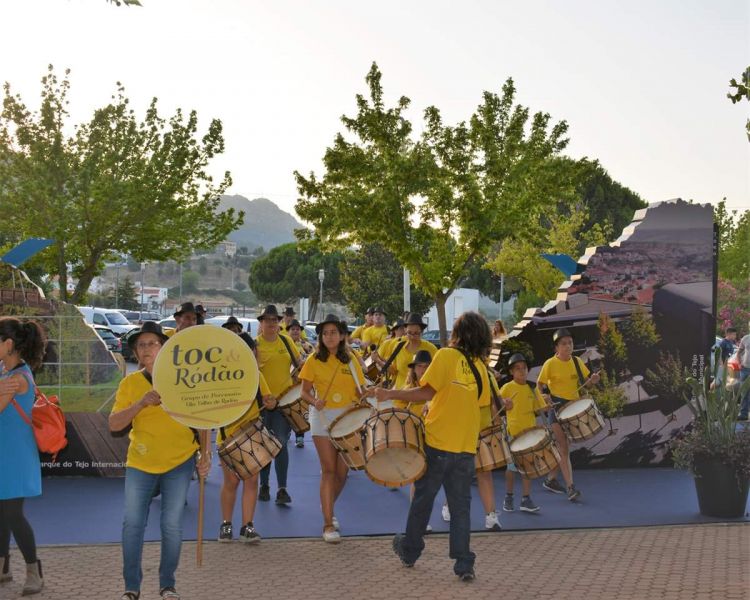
top-left (2, 0), bottom-right (749, 220)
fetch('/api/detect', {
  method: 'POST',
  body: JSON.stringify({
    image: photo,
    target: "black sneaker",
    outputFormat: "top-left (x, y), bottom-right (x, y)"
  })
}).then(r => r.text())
top-left (458, 569), bottom-right (475, 582)
top-left (520, 496), bottom-right (540, 513)
top-left (159, 586), bottom-right (180, 599)
top-left (502, 494), bottom-right (514, 512)
top-left (567, 485), bottom-right (581, 502)
top-left (392, 534), bottom-right (414, 567)
top-left (258, 484), bottom-right (270, 502)
top-left (239, 522), bottom-right (261, 543)
top-left (218, 520), bottom-right (232, 542)
top-left (543, 478), bottom-right (566, 494)
top-left (295, 436), bottom-right (304, 448)
top-left (276, 488), bottom-right (292, 505)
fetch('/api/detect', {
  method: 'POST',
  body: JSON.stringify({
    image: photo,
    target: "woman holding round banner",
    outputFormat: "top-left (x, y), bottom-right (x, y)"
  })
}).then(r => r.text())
top-left (109, 321), bottom-right (210, 600)
top-left (255, 305), bottom-right (301, 505)
top-left (299, 314), bottom-right (366, 543)
top-left (537, 328), bottom-right (599, 502)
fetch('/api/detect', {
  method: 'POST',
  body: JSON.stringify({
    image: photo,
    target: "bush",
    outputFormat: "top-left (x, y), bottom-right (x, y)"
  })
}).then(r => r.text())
top-left (644, 352), bottom-right (691, 405)
top-left (598, 313), bottom-right (628, 380)
top-left (590, 370), bottom-right (626, 418)
top-left (620, 306), bottom-right (659, 375)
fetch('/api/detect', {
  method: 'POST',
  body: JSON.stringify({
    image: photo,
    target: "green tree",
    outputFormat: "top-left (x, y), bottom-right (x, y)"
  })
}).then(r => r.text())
top-left (620, 306), bottom-right (660, 375)
top-left (340, 243), bottom-right (433, 320)
top-left (182, 270), bottom-right (199, 294)
top-left (597, 313), bottom-right (628, 380)
top-left (714, 200), bottom-right (749, 284)
top-left (116, 275), bottom-right (140, 310)
top-left (295, 63), bottom-right (577, 343)
top-left (727, 66), bottom-right (750, 141)
top-left (0, 66), bottom-right (242, 303)
top-left (249, 242), bottom-right (345, 317)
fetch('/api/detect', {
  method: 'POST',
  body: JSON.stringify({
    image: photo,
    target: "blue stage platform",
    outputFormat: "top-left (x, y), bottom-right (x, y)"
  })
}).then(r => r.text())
top-left (25, 439), bottom-right (749, 546)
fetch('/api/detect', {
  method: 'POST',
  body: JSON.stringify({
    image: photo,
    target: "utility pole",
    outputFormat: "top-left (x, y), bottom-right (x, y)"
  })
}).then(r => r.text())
top-left (499, 272), bottom-right (505, 322)
top-left (318, 269), bottom-right (325, 321)
top-left (139, 262), bottom-right (146, 322)
top-left (403, 268), bottom-right (411, 315)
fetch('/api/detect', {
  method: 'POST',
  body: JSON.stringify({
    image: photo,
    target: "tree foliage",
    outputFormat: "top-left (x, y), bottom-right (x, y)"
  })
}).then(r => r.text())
top-left (295, 63), bottom-right (578, 341)
top-left (727, 66), bottom-right (750, 141)
top-left (117, 276), bottom-right (140, 310)
top-left (620, 305), bottom-right (660, 375)
top-left (0, 66), bottom-right (242, 303)
top-left (714, 200), bottom-right (749, 284)
top-left (340, 243), bottom-right (433, 320)
top-left (249, 242), bottom-right (345, 316)
top-left (597, 313), bottom-right (628, 380)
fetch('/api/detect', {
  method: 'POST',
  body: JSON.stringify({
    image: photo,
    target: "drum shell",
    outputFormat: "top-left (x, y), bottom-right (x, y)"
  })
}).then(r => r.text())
top-left (328, 405), bottom-right (374, 470)
top-left (218, 420), bottom-right (282, 480)
top-left (475, 424), bottom-right (512, 472)
top-left (277, 383), bottom-right (311, 434)
top-left (509, 426), bottom-right (561, 480)
top-left (557, 399), bottom-right (605, 442)
top-left (363, 408), bottom-right (426, 488)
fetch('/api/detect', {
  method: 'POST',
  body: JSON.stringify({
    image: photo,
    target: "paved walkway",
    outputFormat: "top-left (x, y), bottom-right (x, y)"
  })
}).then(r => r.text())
top-left (0, 524), bottom-right (747, 599)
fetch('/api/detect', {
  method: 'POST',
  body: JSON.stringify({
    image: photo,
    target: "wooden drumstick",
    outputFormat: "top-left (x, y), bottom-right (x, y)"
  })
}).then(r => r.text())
top-left (576, 370), bottom-right (601, 395)
top-left (491, 392), bottom-right (517, 424)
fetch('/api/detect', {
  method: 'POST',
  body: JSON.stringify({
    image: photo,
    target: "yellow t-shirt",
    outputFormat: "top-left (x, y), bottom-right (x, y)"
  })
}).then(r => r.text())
top-left (216, 372), bottom-right (271, 444)
top-left (501, 380), bottom-right (547, 437)
top-left (112, 371), bottom-right (197, 474)
top-left (351, 324), bottom-right (369, 341)
top-left (392, 339), bottom-right (438, 406)
top-left (299, 353), bottom-right (366, 409)
top-left (255, 333), bottom-right (301, 396)
top-left (537, 356), bottom-right (590, 402)
top-left (362, 325), bottom-right (388, 349)
top-left (420, 347), bottom-right (490, 454)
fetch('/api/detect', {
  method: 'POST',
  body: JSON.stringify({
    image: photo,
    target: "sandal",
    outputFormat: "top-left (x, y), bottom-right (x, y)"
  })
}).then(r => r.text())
top-left (121, 593), bottom-right (140, 600)
top-left (160, 586), bottom-right (180, 599)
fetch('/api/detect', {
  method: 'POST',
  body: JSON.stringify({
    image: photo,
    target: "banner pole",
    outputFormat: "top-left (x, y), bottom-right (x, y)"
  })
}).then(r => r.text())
top-left (196, 429), bottom-right (209, 567)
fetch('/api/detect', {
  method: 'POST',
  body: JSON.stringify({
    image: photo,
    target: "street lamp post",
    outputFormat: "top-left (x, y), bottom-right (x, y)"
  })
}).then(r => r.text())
top-left (139, 262), bottom-right (146, 322)
top-left (318, 268), bottom-right (325, 320)
top-left (115, 263), bottom-right (120, 309)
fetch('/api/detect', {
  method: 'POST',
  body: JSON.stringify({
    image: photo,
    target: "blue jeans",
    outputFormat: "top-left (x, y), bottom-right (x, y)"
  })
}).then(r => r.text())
top-left (261, 409), bottom-right (291, 488)
top-left (400, 445), bottom-right (476, 574)
top-left (122, 456), bottom-right (194, 592)
top-left (739, 367), bottom-right (750, 419)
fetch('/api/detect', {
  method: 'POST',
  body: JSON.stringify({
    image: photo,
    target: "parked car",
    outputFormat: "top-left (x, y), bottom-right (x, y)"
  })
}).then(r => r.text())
top-left (121, 328), bottom-right (140, 363)
top-left (304, 325), bottom-right (318, 344)
top-left (91, 325), bottom-right (122, 354)
top-left (204, 316), bottom-right (260, 337)
top-left (118, 309), bottom-right (161, 323)
top-left (77, 306), bottom-right (139, 336)
top-left (422, 329), bottom-right (442, 348)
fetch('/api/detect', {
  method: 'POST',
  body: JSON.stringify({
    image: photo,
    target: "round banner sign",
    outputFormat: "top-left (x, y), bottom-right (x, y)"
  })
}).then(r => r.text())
top-left (153, 324), bottom-right (259, 429)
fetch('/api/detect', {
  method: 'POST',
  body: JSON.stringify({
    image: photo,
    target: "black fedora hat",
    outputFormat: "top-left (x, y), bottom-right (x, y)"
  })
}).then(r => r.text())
top-left (552, 328), bottom-right (573, 345)
top-left (405, 313), bottom-right (427, 331)
top-left (315, 313), bottom-right (346, 335)
top-left (288, 319), bottom-right (302, 329)
top-left (222, 316), bottom-right (243, 331)
top-left (283, 306), bottom-right (296, 317)
top-left (258, 305), bottom-right (280, 321)
top-left (194, 304), bottom-right (207, 315)
top-left (173, 302), bottom-right (197, 318)
top-left (408, 349), bottom-right (433, 369)
top-left (128, 321), bottom-right (168, 350)
top-left (390, 318), bottom-right (406, 332)
top-left (508, 353), bottom-right (528, 369)
top-left (372, 306), bottom-right (386, 315)
top-left (365, 307), bottom-right (375, 315)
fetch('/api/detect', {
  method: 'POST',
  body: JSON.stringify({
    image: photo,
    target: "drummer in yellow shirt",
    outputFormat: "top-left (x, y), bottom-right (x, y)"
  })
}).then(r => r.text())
top-left (500, 353), bottom-right (547, 514)
top-left (361, 307), bottom-right (389, 351)
top-left (536, 328), bottom-right (599, 501)
top-left (375, 311), bottom-right (493, 582)
top-left (350, 307), bottom-right (374, 345)
top-left (390, 313), bottom-right (437, 400)
top-left (299, 314), bottom-right (366, 543)
top-left (255, 305), bottom-right (301, 505)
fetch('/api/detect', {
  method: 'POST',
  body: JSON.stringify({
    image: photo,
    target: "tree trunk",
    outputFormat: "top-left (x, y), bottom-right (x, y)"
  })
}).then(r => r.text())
top-left (71, 253), bottom-right (104, 305)
top-left (436, 293), bottom-right (448, 347)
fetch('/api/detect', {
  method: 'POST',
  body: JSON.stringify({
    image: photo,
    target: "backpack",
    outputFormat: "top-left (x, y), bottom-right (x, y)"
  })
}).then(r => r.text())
top-left (12, 388), bottom-right (68, 461)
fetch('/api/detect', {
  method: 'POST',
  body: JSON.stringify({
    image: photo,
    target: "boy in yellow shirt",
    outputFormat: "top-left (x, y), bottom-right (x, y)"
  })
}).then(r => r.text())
top-left (500, 353), bottom-right (547, 513)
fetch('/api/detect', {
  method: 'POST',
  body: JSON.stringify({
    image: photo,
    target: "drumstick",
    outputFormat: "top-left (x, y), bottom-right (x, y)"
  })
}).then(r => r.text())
top-left (192, 399), bottom-right (253, 415)
top-left (576, 370), bottom-right (601, 395)
top-left (491, 392), bottom-right (517, 423)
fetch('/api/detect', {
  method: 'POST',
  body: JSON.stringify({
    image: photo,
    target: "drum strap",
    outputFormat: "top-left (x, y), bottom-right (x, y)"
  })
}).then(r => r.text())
top-left (349, 360), bottom-right (363, 395)
top-left (572, 356), bottom-right (586, 387)
top-left (380, 340), bottom-right (407, 377)
top-left (278, 334), bottom-right (300, 369)
top-left (486, 368), bottom-right (504, 415)
top-left (141, 369), bottom-right (200, 446)
top-left (454, 348), bottom-right (483, 400)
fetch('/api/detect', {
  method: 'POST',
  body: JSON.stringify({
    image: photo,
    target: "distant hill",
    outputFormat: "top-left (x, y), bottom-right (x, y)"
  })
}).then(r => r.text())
top-left (219, 195), bottom-right (304, 251)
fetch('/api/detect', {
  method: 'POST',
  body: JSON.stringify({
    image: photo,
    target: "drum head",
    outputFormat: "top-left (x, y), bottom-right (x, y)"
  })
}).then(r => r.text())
top-left (330, 406), bottom-right (372, 437)
top-left (277, 384), bottom-right (302, 407)
top-left (365, 448), bottom-right (426, 487)
top-left (558, 398), bottom-right (594, 419)
top-left (510, 427), bottom-right (547, 452)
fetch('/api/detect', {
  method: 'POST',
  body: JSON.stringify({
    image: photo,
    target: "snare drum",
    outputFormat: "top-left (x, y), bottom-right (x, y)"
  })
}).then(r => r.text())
top-left (475, 424), bottom-right (512, 472)
top-left (328, 405), bottom-right (374, 470)
top-left (276, 383), bottom-right (310, 434)
top-left (363, 408), bottom-right (426, 487)
top-left (218, 419), bottom-right (282, 479)
top-left (556, 398), bottom-right (605, 442)
top-left (509, 426), bottom-right (561, 479)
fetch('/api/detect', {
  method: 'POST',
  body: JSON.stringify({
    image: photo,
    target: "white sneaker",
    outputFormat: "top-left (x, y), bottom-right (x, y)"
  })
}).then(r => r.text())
top-left (332, 516), bottom-right (340, 531)
top-left (441, 504), bottom-right (450, 522)
top-left (485, 511), bottom-right (502, 531)
top-left (425, 524), bottom-right (433, 533)
top-left (323, 528), bottom-right (341, 543)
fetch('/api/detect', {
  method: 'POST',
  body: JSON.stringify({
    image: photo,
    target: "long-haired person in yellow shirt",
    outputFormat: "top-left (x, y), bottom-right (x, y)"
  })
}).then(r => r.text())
top-left (375, 312), bottom-right (492, 582)
top-left (299, 314), bottom-right (366, 544)
top-left (537, 328), bottom-right (599, 501)
top-left (109, 322), bottom-right (210, 600)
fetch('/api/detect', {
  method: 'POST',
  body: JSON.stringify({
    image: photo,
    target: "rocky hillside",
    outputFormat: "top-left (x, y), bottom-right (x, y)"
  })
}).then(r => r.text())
top-left (219, 195), bottom-right (304, 251)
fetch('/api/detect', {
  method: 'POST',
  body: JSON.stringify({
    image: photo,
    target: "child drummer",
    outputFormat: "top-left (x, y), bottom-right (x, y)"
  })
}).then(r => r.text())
top-left (500, 353), bottom-right (547, 513)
